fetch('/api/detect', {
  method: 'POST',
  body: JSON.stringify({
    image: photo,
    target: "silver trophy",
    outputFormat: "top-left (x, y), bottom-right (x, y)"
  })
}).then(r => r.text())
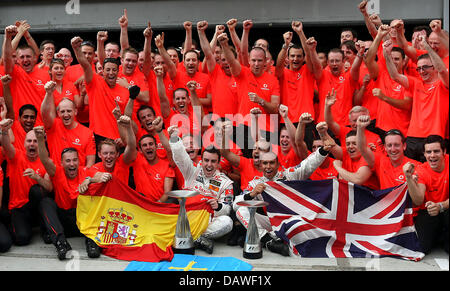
top-left (236, 200), bottom-right (269, 259)
top-left (167, 190), bottom-right (200, 255)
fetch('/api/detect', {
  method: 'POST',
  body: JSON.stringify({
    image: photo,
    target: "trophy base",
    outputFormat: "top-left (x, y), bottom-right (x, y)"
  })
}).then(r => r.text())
top-left (243, 250), bottom-right (263, 259)
top-left (172, 247), bottom-right (195, 255)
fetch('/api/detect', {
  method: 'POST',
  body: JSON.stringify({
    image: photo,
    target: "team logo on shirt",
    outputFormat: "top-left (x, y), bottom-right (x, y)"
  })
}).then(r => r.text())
top-left (95, 208), bottom-right (138, 245)
top-left (261, 84), bottom-right (269, 90)
top-left (393, 84), bottom-right (402, 92)
top-left (297, 73), bottom-right (302, 80)
top-left (65, 90), bottom-right (73, 96)
top-left (154, 173), bottom-right (162, 181)
top-left (72, 138), bottom-right (81, 146)
top-left (36, 79), bottom-right (44, 86)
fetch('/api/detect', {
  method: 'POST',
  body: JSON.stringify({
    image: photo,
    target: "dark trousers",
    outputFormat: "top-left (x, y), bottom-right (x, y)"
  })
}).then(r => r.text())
top-left (405, 137), bottom-right (427, 163)
top-left (10, 185), bottom-right (46, 246)
top-left (0, 222), bottom-right (12, 252)
top-left (414, 209), bottom-right (449, 254)
top-left (39, 197), bottom-right (81, 244)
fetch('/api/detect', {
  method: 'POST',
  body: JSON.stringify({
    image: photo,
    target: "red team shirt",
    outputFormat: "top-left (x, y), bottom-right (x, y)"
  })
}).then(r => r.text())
top-left (85, 74), bottom-right (129, 139)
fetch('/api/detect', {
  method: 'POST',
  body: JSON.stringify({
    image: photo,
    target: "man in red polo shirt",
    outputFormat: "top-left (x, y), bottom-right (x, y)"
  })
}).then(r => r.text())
top-left (86, 115), bottom-right (137, 186)
top-left (218, 32), bottom-right (280, 153)
top-left (0, 119), bottom-right (52, 246)
top-left (132, 134), bottom-right (175, 202)
top-left (356, 115), bottom-right (420, 189)
top-left (2, 25), bottom-right (49, 126)
top-left (34, 126), bottom-right (107, 260)
top-left (71, 36), bottom-right (133, 144)
top-left (392, 36), bottom-right (449, 162)
top-left (41, 81), bottom-right (96, 168)
top-left (403, 135), bottom-right (448, 254)
top-left (196, 20), bottom-right (238, 120)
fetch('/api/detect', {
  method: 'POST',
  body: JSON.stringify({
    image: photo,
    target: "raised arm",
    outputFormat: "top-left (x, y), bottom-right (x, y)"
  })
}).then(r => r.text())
top-left (240, 20), bottom-right (253, 67)
top-left (279, 104), bottom-right (307, 160)
top-left (34, 126), bottom-right (56, 177)
top-left (355, 115), bottom-right (375, 168)
top-left (365, 24), bottom-right (390, 80)
top-left (403, 162), bottom-right (425, 206)
top-left (358, 0), bottom-right (379, 39)
top-left (217, 32), bottom-right (241, 77)
top-left (118, 9), bottom-right (129, 52)
top-left (226, 19), bottom-right (242, 58)
top-left (219, 121), bottom-right (241, 168)
top-left (383, 38), bottom-right (410, 89)
top-left (0, 119), bottom-right (16, 160)
top-left (154, 65), bottom-right (171, 119)
top-left (118, 115), bottom-right (137, 165)
top-left (71, 36), bottom-right (94, 84)
top-left (197, 20), bottom-right (216, 74)
top-left (323, 88), bottom-right (341, 137)
top-left (40, 81), bottom-right (57, 129)
top-left (141, 22), bottom-right (154, 77)
top-left (1, 75), bottom-right (15, 120)
top-left (275, 31), bottom-right (292, 79)
top-left (420, 35), bottom-right (449, 88)
top-left (96, 31), bottom-right (108, 70)
top-left (2, 25), bottom-right (18, 74)
top-left (182, 21), bottom-right (193, 57)
top-left (154, 32), bottom-right (177, 80)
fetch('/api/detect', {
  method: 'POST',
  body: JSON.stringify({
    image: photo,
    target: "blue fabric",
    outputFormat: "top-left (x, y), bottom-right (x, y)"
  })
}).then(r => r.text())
top-left (125, 254), bottom-right (253, 271)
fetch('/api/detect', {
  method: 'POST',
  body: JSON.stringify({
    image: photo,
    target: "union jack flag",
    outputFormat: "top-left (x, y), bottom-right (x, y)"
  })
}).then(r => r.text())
top-left (262, 179), bottom-right (424, 261)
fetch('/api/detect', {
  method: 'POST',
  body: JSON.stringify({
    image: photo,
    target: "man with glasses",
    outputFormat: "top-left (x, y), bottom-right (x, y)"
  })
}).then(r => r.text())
top-left (386, 35), bottom-right (449, 162)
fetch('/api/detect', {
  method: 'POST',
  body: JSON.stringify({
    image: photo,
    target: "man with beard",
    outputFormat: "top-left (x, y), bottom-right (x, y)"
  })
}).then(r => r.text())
top-left (132, 134), bottom-right (175, 202)
top-left (233, 124), bottom-right (333, 256)
top-left (356, 115), bottom-right (420, 189)
top-left (41, 81), bottom-right (96, 168)
top-left (34, 126), bottom-right (108, 260)
top-left (0, 119), bottom-right (52, 246)
top-left (2, 25), bottom-right (50, 126)
top-left (169, 125), bottom-right (234, 254)
top-left (403, 135), bottom-right (448, 254)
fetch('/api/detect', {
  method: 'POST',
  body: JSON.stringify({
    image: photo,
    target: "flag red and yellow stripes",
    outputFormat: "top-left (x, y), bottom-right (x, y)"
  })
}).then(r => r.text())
top-left (76, 178), bottom-right (212, 262)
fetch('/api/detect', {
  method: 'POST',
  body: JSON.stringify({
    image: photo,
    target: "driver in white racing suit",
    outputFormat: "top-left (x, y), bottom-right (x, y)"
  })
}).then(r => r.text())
top-left (168, 125), bottom-right (233, 254)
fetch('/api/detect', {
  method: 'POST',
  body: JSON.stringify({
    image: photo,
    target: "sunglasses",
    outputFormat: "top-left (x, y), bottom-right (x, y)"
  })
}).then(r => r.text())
top-left (415, 65), bottom-right (433, 72)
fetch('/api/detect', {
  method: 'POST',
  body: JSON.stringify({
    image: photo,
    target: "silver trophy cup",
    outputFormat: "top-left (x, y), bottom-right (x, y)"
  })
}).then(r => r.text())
top-left (167, 190), bottom-right (200, 255)
top-left (236, 200), bottom-right (269, 259)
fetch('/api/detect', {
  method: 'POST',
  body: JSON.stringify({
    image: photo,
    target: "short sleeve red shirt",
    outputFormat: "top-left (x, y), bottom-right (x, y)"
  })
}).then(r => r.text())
top-left (7, 151), bottom-right (47, 210)
top-left (118, 68), bottom-right (150, 125)
top-left (417, 155), bottom-right (449, 204)
top-left (9, 65), bottom-right (50, 126)
top-left (373, 153), bottom-right (420, 189)
top-left (208, 64), bottom-right (238, 118)
top-left (341, 151), bottom-right (380, 190)
top-left (234, 66), bottom-right (280, 129)
top-left (238, 157), bottom-right (263, 191)
top-left (406, 76), bottom-right (449, 138)
top-left (46, 118), bottom-right (96, 167)
top-left (279, 66), bottom-right (316, 121)
top-left (317, 69), bottom-right (357, 127)
top-left (85, 74), bottom-right (130, 139)
top-left (132, 153), bottom-right (175, 202)
top-left (173, 70), bottom-right (212, 113)
top-left (87, 155), bottom-right (130, 185)
top-left (51, 165), bottom-right (87, 210)
top-left (52, 79), bottom-right (79, 108)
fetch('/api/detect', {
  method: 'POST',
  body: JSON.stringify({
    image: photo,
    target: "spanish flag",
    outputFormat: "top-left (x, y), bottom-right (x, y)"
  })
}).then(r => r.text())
top-left (76, 178), bottom-right (212, 262)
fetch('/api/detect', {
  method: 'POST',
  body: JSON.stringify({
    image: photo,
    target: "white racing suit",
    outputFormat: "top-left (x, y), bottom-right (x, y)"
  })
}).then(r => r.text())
top-left (233, 148), bottom-right (329, 240)
top-left (170, 138), bottom-right (234, 239)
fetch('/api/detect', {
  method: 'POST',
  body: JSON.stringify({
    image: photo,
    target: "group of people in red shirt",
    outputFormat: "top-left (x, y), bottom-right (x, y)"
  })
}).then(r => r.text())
top-left (0, 0), bottom-right (448, 260)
